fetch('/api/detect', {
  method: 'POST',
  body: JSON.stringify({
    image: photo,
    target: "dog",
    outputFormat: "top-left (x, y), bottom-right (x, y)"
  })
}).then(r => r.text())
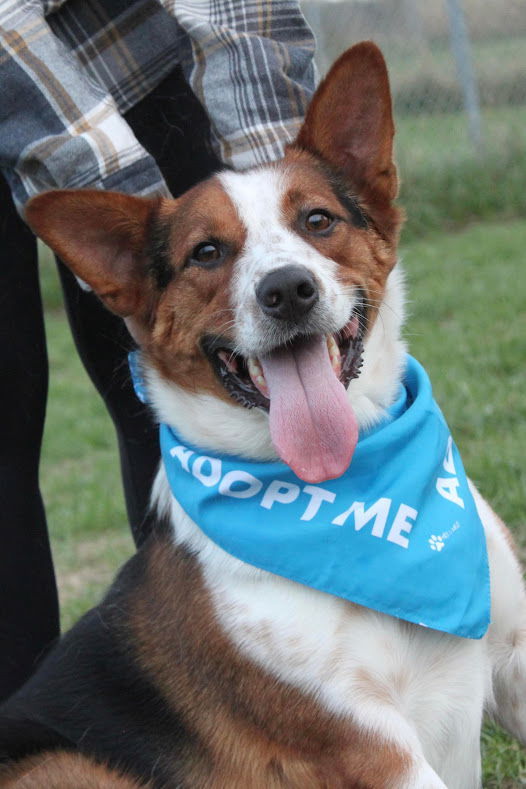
top-left (1, 41), bottom-right (525, 789)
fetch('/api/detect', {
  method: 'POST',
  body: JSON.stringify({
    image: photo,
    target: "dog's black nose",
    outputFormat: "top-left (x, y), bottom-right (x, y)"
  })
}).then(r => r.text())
top-left (256, 265), bottom-right (319, 322)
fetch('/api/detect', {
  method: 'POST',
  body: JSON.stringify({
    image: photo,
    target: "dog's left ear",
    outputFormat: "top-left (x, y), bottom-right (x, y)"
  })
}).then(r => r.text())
top-left (26, 189), bottom-right (161, 318)
top-left (295, 41), bottom-right (397, 206)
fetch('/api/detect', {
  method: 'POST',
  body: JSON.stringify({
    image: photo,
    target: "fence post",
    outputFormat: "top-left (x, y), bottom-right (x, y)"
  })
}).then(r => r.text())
top-left (445, 0), bottom-right (483, 151)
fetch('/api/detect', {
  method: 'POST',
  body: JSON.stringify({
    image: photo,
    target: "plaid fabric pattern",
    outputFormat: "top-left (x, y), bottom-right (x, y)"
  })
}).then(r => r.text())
top-left (0, 0), bottom-right (315, 212)
top-left (172, 0), bottom-right (316, 170)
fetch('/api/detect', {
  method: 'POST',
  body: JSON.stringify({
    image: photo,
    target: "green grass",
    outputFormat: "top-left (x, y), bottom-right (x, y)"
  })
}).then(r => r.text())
top-left (482, 722), bottom-right (526, 788)
top-left (401, 221), bottom-right (526, 541)
top-left (401, 220), bottom-right (526, 786)
top-left (388, 36), bottom-right (526, 113)
top-left (396, 106), bottom-right (526, 169)
top-left (396, 105), bottom-right (526, 239)
top-left (40, 217), bottom-right (526, 785)
top-left (40, 251), bottom-right (133, 631)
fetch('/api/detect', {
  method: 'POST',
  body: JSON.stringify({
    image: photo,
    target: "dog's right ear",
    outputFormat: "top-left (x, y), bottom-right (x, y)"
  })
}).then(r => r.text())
top-left (26, 189), bottom-right (161, 318)
top-left (295, 41), bottom-right (397, 207)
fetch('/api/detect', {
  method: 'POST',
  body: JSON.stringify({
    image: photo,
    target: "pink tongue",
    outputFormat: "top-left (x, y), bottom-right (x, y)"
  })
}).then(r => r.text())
top-left (260, 336), bottom-right (358, 483)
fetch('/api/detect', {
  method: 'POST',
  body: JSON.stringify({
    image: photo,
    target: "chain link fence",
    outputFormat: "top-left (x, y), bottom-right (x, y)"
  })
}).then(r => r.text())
top-left (301, 0), bottom-right (526, 234)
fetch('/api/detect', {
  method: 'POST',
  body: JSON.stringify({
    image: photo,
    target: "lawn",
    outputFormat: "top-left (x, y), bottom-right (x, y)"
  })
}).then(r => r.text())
top-left (396, 105), bottom-right (526, 239)
top-left (39, 216), bottom-right (526, 785)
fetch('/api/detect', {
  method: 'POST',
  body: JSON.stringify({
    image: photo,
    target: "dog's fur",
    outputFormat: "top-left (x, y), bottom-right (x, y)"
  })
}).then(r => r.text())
top-left (1, 43), bottom-right (525, 788)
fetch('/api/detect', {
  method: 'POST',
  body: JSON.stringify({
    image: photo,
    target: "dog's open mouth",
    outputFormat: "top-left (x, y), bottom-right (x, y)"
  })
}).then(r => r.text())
top-left (202, 298), bottom-right (366, 413)
top-left (202, 297), bottom-right (366, 484)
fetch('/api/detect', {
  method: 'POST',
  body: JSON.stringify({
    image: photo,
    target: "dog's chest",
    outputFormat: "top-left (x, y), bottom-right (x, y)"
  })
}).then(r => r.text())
top-left (210, 567), bottom-right (480, 714)
top-left (202, 544), bottom-right (486, 771)
top-left (167, 485), bottom-right (486, 780)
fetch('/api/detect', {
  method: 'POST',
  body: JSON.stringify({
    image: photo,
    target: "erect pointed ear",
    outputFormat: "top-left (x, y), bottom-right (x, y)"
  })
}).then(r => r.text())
top-left (25, 189), bottom-right (162, 317)
top-left (295, 41), bottom-right (397, 205)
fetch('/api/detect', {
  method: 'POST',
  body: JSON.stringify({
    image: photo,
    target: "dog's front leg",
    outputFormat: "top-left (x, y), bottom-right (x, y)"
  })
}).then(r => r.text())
top-left (471, 483), bottom-right (526, 742)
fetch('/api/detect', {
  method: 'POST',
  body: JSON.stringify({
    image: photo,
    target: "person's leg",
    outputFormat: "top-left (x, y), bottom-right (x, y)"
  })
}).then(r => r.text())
top-left (58, 67), bottom-right (220, 545)
top-left (0, 173), bottom-right (60, 702)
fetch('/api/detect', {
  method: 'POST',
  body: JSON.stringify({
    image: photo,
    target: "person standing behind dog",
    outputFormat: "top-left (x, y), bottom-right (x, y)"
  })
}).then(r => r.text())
top-left (0, 0), bottom-right (316, 702)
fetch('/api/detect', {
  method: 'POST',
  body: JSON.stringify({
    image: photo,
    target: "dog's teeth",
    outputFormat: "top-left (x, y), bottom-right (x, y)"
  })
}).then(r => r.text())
top-left (348, 314), bottom-right (360, 339)
top-left (218, 350), bottom-right (238, 373)
top-left (248, 357), bottom-right (269, 398)
top-left (327, 335), bottom-right (342, 376)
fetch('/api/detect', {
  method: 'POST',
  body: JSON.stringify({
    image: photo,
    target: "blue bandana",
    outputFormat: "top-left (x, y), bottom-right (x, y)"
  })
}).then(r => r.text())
top-left (130, 352), bottom-right (490, 639)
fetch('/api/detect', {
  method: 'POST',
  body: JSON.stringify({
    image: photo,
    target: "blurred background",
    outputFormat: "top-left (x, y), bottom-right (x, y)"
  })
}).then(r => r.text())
top-left (302, 0), bottom-right (526, 238)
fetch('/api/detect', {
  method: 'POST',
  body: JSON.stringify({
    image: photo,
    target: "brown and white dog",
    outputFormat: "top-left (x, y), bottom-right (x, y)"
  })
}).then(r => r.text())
top-left (1, 42), bottom-right (525, 789)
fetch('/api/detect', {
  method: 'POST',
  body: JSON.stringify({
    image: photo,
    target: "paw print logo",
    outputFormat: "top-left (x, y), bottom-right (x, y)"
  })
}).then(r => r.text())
top-left (429, 535), bottom-right (445, 552)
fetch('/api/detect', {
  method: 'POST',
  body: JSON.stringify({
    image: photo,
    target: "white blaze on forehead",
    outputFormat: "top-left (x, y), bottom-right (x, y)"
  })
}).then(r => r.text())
top-left (219, 166), bottom-right (337, 277)
top-left (219, 167), bottom-right (289, 248)
top-left (218, 166), bottom-right (352, 354)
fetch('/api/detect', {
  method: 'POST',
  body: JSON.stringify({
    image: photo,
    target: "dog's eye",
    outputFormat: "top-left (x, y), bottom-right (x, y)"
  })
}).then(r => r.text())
top-left (305, 210), bottom-right (334, 233)
top-left (189, 242), bottom-right (222, 267)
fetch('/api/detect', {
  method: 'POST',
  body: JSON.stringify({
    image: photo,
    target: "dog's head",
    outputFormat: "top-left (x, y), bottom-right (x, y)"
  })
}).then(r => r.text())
top-left (27, 42), bottom-right (405, 483)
